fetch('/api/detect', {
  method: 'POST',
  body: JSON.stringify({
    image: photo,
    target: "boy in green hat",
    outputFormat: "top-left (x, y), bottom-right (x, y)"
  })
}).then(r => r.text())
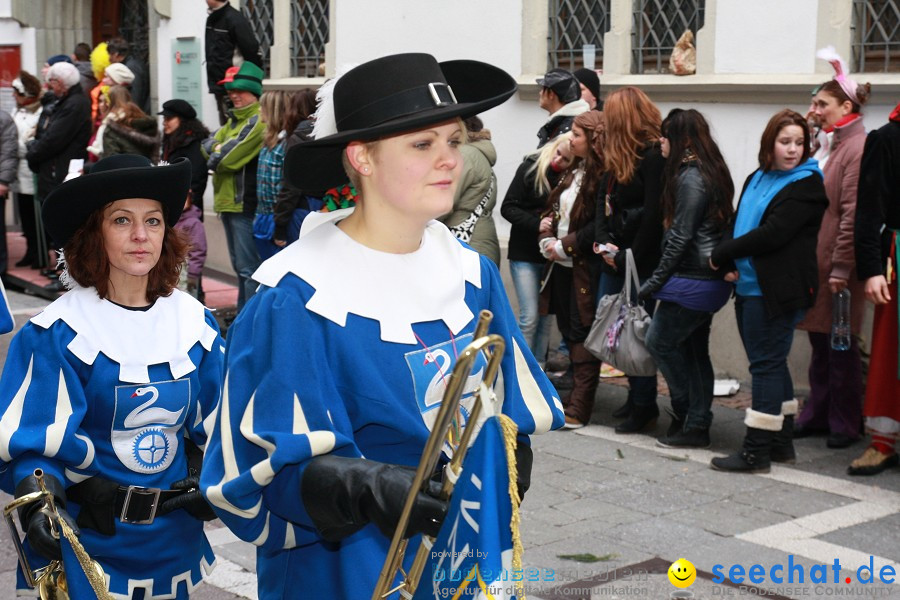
top-left (203, 61), bottom-right (266, 310)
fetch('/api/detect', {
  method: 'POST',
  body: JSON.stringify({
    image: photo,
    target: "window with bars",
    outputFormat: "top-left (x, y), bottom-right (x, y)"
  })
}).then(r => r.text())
top-left (852, 0), bottom-right (900, 72)
top-left (119, 0), bottom-right (149, 64)
top-left (632, 0), bottom-right (704, 74)
top-left (291, 0), bottom-right (329, 77)
top-left (548, 0), bottom-right (611, 71)
top-left (241, 0), bottom-right (274, 75)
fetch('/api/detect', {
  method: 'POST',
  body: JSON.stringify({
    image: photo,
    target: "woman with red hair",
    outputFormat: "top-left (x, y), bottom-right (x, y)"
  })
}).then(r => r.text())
top-left (594, 86), bottom-right (665, 434)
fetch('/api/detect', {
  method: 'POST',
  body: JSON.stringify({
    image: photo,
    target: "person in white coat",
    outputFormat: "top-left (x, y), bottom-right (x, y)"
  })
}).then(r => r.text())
top-left (10, 71), bottom-right (44, 268)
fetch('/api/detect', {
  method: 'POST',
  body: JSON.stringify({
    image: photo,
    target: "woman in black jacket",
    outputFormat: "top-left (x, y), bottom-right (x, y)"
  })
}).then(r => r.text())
top-left (593, 86), bottom-right (665, 433)
top-left (160, 99), bottom-right (210, 215)
top-left (709, 109), bottom-right (828, 473)
top-left (640, 109), bottom-right (734, 448)
top-left (500, 133), bottom-right (573, 363)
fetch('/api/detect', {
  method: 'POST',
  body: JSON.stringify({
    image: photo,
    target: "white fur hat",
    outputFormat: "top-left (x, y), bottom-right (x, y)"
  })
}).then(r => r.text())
top-left (47, 62), bottom-right (81, 89)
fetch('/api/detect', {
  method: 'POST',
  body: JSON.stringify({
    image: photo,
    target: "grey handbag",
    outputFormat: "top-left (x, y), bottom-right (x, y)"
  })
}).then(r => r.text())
top-left (585, 249), bottom-right (657, 376)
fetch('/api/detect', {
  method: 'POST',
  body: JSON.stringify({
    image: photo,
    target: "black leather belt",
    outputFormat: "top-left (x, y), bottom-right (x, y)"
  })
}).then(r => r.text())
top-left (114, 485), bottom-right (183, 525)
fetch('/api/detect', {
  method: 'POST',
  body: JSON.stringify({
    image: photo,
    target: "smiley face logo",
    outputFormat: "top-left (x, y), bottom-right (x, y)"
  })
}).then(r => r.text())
top-left (668, 558), bottom-right (696, 588)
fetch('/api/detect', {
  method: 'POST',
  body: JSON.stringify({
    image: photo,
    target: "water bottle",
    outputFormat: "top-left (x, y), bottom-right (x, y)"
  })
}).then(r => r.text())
top-left (831, 289), bottom-right (851, 351)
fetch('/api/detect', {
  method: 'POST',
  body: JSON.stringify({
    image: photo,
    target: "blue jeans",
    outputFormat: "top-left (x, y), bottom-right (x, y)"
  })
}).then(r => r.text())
top-left (598, 271), bottom-right (657, 407)
top-left (646, 301), bottom-right (714, 430)
top-left (509, 260), bottom-right (551, 362)
top-left (735, 295), bottom-right (804, 416)
top-left (221, 212), bottom-right (262, 311)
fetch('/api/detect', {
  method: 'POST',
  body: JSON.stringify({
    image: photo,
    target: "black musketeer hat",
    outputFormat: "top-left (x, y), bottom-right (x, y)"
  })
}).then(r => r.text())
top-left (42, 154), bottom-right (192, 248)
top-left (284, 53), bottom-right (517, 192)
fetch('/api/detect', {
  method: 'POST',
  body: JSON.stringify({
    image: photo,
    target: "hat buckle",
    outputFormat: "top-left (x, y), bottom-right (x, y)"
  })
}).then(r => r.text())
top-left (428, 82), bottom-right (457, 107)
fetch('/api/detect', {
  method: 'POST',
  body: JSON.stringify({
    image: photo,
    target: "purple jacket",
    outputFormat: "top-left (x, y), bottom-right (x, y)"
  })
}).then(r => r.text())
top-left (176, 204), bottom-right (207, 279)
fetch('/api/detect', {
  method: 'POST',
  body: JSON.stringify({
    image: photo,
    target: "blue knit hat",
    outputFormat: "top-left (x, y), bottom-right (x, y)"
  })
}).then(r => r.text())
top-left (46, 54), bottom-right (73, 66)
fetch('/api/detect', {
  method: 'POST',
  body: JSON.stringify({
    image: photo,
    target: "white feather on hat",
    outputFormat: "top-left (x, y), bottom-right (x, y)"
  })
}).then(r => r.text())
top-left (311, 63), bottom-right (359, 140)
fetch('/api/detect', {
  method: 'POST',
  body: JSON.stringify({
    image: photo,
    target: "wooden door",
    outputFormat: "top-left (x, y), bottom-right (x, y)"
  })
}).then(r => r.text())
top-left (92, 0), bottom-right (121, 46)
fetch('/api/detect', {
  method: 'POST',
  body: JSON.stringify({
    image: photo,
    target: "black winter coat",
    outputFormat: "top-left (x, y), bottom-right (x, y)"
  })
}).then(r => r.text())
top-left (25, 85), bottom-right (91, 199)
top-left (594, 144), bottom-right (666, 278)
top-left (640, 164), bottom-right (727, 298)
top-left (711, 173), bottom-right (828, 318)
top-left (855, 118), bottom-right (900, 280)
top-left (162, 128), bottom-right (209, 213)
top-left (205, 4), bottom-right (264, 94)
top-left (500, 155), bottom-right (563, 263)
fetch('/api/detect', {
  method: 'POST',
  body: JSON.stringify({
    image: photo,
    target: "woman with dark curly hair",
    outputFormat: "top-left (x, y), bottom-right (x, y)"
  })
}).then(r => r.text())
top-left (0, 154), bottom-right (224, 599)
top-left (160, 98), bottom-right (211, 214)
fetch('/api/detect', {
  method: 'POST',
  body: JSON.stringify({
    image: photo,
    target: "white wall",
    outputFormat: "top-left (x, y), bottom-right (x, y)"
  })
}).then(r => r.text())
top-left (332, 0), bottom-right (542, 240)
top-left (155, 2), bottom-right (220, 134)
top-left (714, 0), bottom-right (819, 74)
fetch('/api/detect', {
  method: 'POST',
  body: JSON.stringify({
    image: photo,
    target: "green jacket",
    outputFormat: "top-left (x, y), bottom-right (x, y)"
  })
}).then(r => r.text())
top-left (203, 102), bottom-right (264, 214)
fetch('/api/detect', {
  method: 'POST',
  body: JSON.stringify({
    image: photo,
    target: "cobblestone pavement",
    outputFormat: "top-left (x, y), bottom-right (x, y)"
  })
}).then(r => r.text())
top-left (0, 290), bottom-right (897, 599)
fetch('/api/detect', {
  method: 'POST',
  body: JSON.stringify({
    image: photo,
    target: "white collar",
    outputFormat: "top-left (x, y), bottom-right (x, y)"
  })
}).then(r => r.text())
top-left (31, 286), bottom-right (218, 384)
top-left (252, 208), bottom-right (483, 344)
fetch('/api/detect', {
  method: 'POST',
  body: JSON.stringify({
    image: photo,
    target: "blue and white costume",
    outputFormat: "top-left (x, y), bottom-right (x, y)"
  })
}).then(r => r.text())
top-left (201, 208), bottom-right (564, 599)
top-left (0, 286), bottom-right (224, 599)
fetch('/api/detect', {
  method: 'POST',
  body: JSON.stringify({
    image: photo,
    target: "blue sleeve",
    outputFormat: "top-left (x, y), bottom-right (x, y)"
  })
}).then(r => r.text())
top-left (0, 322), bottom-right (96, 492)
top-left (480, 258), bottom-right (565, 435)
top-left (188, 311), bottom-right (224, 450)
top-left (200, 285), bottom-right (361, 551)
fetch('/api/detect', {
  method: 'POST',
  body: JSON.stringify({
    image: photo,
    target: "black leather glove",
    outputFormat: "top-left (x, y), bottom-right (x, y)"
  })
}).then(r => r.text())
top-left (14, 473), bottom-right (79, 561)
top-left (515, 441), bottom-right (533, 501)
top-left (156, 476), bottom-right (217, 521)
top-left (301, 455), bottom-right (448, 543)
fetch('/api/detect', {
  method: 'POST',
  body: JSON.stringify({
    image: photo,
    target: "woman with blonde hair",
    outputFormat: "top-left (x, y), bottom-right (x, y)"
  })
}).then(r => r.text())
top-left (594, 85), bottom-right (665, 433)
top-left (200, 53), bottom-right (563, 598)
top-left (500, 132), bottom-right (574, 363)
top-left (539, 111), bottom-right (606, 428)
top-left (254, 90), bottom-right (304, 259)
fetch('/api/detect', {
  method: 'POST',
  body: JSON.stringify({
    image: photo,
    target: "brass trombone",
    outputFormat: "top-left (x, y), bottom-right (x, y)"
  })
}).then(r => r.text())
top-left (4, 469), bottom-right (110, 600)
top-left (372, 309), bottom-right (506, 599)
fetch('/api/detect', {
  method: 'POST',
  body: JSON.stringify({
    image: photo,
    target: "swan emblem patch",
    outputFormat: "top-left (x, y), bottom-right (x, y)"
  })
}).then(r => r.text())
top-left (404, 333), bottom-right (487, 440)
top-left (112, 380), bottom-right (190, 473)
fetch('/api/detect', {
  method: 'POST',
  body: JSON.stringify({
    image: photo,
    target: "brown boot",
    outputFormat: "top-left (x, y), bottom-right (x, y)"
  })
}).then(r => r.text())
top-left (563, 342), bottom-right (601, 428)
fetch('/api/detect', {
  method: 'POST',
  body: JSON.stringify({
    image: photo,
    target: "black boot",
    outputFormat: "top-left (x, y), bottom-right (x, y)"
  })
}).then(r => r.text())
top-left (615, 403), bottom-right (659, 434)
top-left (664, 408), bottom-right (685, 436)
top-left (771, 400), bottom-right (798, 464)
top-left (710, 409), bottom-right (782, 473)
top-left (611, 398), bottom-right (633, 419)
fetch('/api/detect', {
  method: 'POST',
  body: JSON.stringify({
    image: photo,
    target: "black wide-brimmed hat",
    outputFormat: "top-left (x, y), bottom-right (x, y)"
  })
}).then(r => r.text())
top-left (42, 154), bottom-right (192, 248)
top-left (284, 53), bottom-right (517, 192)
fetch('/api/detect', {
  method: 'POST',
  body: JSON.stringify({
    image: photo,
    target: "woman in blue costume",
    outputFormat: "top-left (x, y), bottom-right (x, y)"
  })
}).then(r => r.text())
top-left (0, 155), bottom-right (224, 599)
top-left (201, 53), bottom-right (565, 599)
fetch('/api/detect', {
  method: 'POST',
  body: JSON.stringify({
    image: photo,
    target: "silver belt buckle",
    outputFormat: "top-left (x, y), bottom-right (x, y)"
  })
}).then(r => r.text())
top-left (120, 485), bottom-right (161, 525)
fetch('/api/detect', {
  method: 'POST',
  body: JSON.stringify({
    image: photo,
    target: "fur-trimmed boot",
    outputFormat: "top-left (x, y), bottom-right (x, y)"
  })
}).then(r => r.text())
top-left (770, 399), bottom-right (798, 464)
top-left (710, 408), bottom-right (783, 473)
